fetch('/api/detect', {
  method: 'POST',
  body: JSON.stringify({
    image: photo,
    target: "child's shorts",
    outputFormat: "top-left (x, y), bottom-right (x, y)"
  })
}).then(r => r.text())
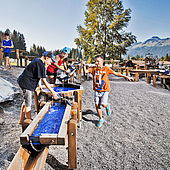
top-left (94, 91), bottom-right (109, 105)
top-left (3, 52), bottom-right (10, 58)
top-left (21, 88), bottom-right (32, 107)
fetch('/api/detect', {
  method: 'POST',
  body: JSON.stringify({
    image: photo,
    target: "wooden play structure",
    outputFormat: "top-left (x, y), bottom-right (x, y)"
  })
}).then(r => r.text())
top-left (34, 83), bottom-right (84, 125)
top-left (8, 79), bottom-right (84, 170)
top-left (8, 99), bottom-right (79, 170)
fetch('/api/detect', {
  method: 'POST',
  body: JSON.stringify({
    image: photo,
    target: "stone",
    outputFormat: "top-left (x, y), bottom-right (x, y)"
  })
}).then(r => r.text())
top-left (0, 77), bottom-right (15, 103)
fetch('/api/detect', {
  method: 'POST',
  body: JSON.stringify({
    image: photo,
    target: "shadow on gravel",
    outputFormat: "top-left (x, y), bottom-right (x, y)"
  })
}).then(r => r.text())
top-left (46, 154), bottom-right (68, 170)
top-left (82, 109), bottom-right (98, 126)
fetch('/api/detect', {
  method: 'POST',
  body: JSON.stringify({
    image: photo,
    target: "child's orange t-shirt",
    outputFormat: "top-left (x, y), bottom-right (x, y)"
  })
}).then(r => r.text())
top-left (88, 66), bottom-right (114, 92)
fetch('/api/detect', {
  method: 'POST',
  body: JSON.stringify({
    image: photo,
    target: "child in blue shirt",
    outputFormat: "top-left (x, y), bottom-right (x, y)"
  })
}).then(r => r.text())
top-left (2, 32), bottom-right (14, 70)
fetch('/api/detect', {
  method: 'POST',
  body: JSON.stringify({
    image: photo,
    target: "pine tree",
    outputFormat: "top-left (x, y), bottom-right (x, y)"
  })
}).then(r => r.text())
top-left (75, 0), bottom-right (136, 61)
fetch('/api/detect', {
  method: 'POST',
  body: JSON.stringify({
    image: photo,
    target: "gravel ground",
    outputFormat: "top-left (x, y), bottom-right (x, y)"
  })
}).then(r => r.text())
top-left (0, 66), bottom-right (170, 170)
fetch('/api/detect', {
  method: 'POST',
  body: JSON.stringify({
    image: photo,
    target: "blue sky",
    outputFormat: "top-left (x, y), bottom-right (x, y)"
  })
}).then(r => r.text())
top-left (0, 0), bottom-right (169, 51)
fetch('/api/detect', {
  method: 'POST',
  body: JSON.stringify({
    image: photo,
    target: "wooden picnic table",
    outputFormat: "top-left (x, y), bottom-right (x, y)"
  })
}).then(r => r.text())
top-left (130, 69), bottom-right (169, 84)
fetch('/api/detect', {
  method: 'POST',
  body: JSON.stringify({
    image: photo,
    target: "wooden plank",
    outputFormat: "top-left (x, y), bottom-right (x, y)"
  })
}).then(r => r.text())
top-left (25, 147), bottom-right (48, 170)
top-left (7, 146), bottom-right (30, 170)
top-left (57, 104), bottom-right (71, 145)
top-left (20, 102), bottom-right (51, 145)
top-left (68, 119), bottom-right (77, 169)
top-left (40, 134), bottom-right (58, 145)
top-left (8, 146), bottom-right (49, 170)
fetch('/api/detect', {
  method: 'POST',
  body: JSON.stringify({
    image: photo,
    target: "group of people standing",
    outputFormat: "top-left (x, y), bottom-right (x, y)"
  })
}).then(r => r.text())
top-left (2, 33), bottom-right (133, 128)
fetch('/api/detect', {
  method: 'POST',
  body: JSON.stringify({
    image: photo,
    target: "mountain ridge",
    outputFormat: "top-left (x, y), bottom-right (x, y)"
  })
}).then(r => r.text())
top-left (127, 36), bottom-right (170, 57)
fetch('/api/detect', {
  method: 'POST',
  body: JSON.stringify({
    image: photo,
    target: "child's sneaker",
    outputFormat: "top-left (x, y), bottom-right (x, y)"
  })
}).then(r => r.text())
top-left (106, 104), bottom-right (111, 116)
top-left (97, 118), bottom-right (104, 128)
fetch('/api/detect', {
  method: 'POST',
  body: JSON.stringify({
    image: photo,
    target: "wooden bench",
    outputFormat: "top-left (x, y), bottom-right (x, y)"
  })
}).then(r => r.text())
top-left (153, 75), bottom-right (170, 88)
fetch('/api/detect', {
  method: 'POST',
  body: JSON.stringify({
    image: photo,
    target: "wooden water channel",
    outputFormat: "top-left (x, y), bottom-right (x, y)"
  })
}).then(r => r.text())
top-left (8, 84), bottom-right (84, 170)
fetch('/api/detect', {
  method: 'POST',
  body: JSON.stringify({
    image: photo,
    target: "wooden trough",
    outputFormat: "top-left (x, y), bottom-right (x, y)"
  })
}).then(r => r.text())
top-left (34, 83), bottom-right (84, 125)
top-left (8, 100), bottom-right (78, 170)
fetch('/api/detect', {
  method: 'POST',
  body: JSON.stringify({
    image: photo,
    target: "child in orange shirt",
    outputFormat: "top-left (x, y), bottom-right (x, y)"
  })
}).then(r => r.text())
top-left (83, 55), bottom-right (133, 127)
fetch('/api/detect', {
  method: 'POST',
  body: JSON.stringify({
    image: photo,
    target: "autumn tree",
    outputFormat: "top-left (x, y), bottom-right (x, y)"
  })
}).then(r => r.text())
top-left (163, 53), bottom-right (170, 61)
top-left (75, 0), bottom-right (136, 61)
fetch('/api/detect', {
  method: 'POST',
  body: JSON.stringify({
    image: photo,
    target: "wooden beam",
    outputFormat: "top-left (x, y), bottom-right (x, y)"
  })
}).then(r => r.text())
top-left (68, 119), bottom-right (77, 169)
top-left (7, 146), bottom-right (49, 170)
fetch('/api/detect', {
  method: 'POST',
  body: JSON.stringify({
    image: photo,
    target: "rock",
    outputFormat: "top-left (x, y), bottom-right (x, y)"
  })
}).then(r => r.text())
top-left (7, 153), bottom-right (15, 162)
top-left (0, 77), bottom-right (15, 103)
top-left (0, 118), bottom-right (4, 124)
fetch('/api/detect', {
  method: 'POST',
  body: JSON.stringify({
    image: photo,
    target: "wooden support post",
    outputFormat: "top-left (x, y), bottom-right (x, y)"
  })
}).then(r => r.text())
top-left (126, 67), bottom-right (129, 76)
top-left (16, 49), bottom-right (19, 66)
top-left (68, 119), bottom-right (77, 169)
top-left (135, 72), bottom-right (139, 81)
top-left (22, 119), bottom-right (32, 132)
top-left (71, 102), bottom-right (78, 121)
top-left (19, 52), bottom-right (23, 67)
top-left (74, 91), bottom-right (80, 124)
top-left (25, 56), bottom-right (29, 66)
top-left (147, 73), bottom-right (151, 84)
top-left (153, 74), bottom-right (156, 87)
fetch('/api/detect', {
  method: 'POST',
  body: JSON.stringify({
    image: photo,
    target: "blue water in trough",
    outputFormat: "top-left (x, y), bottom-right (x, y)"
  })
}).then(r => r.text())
top-left (43, 87), bottom-right (76, 94)
top-left (29, 86), bottom-right (77, 144)
top-left (30, 102), bottom-right (67, 145)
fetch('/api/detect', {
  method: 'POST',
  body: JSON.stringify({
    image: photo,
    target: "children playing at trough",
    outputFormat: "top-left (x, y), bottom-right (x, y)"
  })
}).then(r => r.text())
top-left (17, 51), bottom-right (59, 124)
top-left (46, 47), bottom-right (71, 83)
top-left (1, 32), bottom-right (14, 71)
top-left (83, 55), bottom-right (133, 127)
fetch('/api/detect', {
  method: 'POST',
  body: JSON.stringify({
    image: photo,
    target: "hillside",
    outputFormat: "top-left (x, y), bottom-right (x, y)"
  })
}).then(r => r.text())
top-left (127, 36), bottom-right (170, 57)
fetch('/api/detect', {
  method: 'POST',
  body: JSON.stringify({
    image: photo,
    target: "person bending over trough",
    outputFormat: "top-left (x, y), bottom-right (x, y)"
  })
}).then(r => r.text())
top-left (46, 47), bottom-right (71, 84)
top-left (17, 51), bottom-right (59, 124)
top-left (83, 55), bottom-right (133, 128)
